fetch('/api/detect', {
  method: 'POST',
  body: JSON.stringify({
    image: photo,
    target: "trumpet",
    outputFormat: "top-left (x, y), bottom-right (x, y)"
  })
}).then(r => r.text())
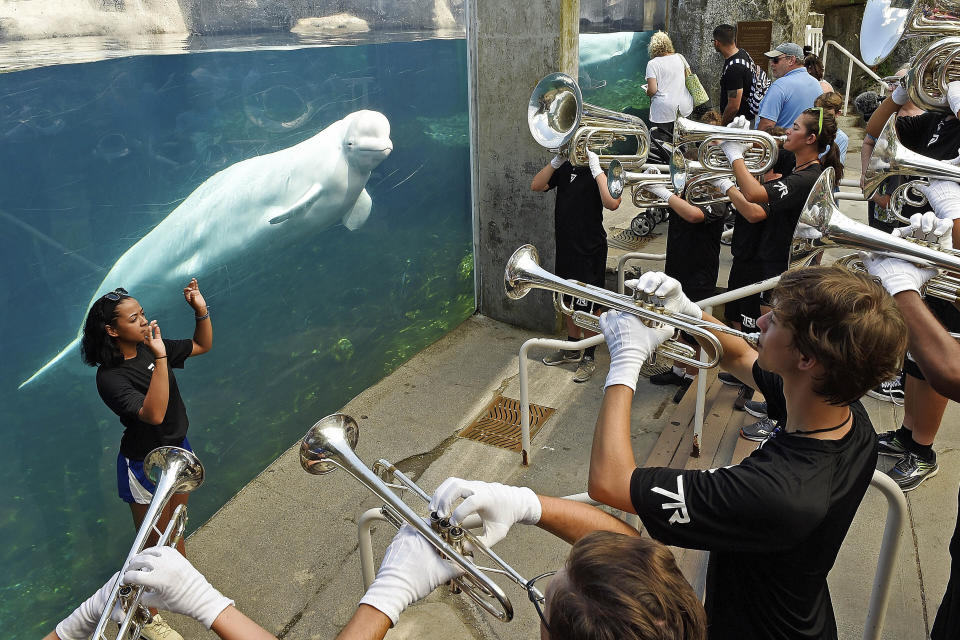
top-left (798, 166), bottom-right (960, 301)
top-left (672, 114), bottom-right (783, 173)
top-left (860, 0), bottom-right (960, 65)
top-left (93, 447), bottom-right (204, 640)
top-left (300, 413), bottom-right (542, 622)
top-left (863, 113), bottom-right (960, 199)
top-left (504, 245), bottom-right (760, 369)
top-left (529, 72), bottom-right (649, 169)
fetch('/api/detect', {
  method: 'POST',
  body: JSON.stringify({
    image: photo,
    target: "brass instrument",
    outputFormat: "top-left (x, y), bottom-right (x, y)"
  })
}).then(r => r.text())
top-left (529, 72), bottom-right (649, 169)
top-left (797, 166), bottom-right (960, 301)
top-left (672, 114), bottom-right (783, 173)
top-left (300, 413), bottom-right (543, 622)
top-left (93, 447), bottom-right (204, 640)
top-left (906, 36), bottom-right (960, 112)
top-left (606, 158), bottom-right (677, 208)
top-left (863, 114), bottom-right (960, 201)
top-left (504, 245), bottom-right (761, 369)
top-left (860, 0), bottom-right (960, 65)
top-left (670, 152), bottom-right (740, 206)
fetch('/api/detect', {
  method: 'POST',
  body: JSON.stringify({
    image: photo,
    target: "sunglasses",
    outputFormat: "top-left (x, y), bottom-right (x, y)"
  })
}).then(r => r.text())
top-left (770, 56), bottom-right (783, 64)
top-left (526, 570), bottom-right (557, 631)
top-left (102, 287), bottom-right (128, 302)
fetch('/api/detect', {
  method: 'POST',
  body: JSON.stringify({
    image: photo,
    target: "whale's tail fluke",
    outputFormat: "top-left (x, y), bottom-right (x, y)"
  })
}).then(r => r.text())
top-left (18, 337), bottom-right (81, 389)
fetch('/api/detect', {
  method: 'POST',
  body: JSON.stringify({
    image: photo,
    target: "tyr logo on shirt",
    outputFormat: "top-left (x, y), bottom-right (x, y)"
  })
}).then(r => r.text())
top-left (148, 363), bottom-right (155, 372)
top-left (929, 121), bottom-right (945, 146)
top-left (570, 174), bottom-right (577, 183)
top-left (772, 181), bottom-right (789, 198)
top-left (651, 475), bottom-right (690, 524)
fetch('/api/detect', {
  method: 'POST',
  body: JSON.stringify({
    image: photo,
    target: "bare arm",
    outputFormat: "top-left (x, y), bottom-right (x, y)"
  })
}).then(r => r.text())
top-left (665, 194), bottom-right (705, 223)
top-left (537, 494), bottom-right (640, 545)
top-left (587, 385), bottom-right (640, 513)
top-left (865, 96), bottom-right (901, 139)
top-left (646, 77), bottom-right (658, 97)
top-left (336, 605), bottom-right (393, 640)
top-left (531, 162), bottom-right (555, 192)
top-left (893, 291), bottom-right (960, 399)
top-left (210, 606), bottom-right (278, 640)
top-left (720, 89), bottom-right (743, 125)
top-left (596, 173), bottom-right (622, 210)
top-left (756, 117), bottom-right (776, 132)
top-left (731, 158), bottom-right (769, 203)
top-left (138, 322), bottom-right (170, 425)
top-left (725, 185), bottom-right (768, 221)
top-left (697, 310), bottom-right (759, 389)
top-left (184, 278), bottom-right (212, 356)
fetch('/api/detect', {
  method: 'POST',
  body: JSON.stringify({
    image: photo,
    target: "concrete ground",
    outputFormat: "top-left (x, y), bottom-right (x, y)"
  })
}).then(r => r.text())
top-left (165, 149), bottom-right (960, 639)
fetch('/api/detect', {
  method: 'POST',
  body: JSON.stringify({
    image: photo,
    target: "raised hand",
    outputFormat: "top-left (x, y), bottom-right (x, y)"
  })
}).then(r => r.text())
top-left (183, 278), bottom-right (207, 315)
top-left (599, 310), bottom-right (673, 391)
top-left (587, 150), bottom-right (603, 179)
top-left (628, 271), bottom-right (703, 319)
top-left (144, 320), bottom-right (166, 359)
top-left (429, 477), bottom-right (541, 547)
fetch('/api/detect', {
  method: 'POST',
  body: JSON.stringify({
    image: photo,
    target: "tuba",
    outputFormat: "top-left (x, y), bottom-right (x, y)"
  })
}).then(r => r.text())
top-left (862, 114), bottom-right (960, 199)
top-left (93, 447), bottom-right (204, 640)
top-left (672, 114), bottom-right (783, 173)
top-left (860, 0), bottom-right (960, 65)
top-left (528, 72), bottom-right (649, 169)
top-left (906, 36), bottom-right (960, 112)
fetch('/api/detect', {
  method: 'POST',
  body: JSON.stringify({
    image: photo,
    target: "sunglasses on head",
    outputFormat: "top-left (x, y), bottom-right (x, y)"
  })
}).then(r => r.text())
top-left (102, 287), bottom-right (128, 302)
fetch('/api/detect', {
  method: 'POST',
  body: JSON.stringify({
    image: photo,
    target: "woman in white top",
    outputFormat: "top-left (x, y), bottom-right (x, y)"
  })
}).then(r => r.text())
top-left (645, 31), bottom-right (693, 133)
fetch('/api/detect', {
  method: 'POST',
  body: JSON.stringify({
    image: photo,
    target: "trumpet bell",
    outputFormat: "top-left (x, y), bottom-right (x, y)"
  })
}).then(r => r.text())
top-left (300, 413), bottom-right (359, 475)
top-left (504, 244), bottom-right (540, 300)
top-left (143, 446), bottom-right (204, 494)
top-left (528, 73), bottom-right (583, 150)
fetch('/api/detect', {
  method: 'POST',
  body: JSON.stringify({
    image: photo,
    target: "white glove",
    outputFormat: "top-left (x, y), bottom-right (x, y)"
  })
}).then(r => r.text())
top-left (891, 83), bottom-right (909, 106)
top-left (122, 546), bottom-right (234, 629)
top-left (599, 310), bottom-right (673, 390)
top-left (630, 271), bottom-right (704, 319)
top-left (861, 251), bottom-right (936, 296)
top-left (917, 180), bottom-right (960, 221)
top-left (712, 177), bottom-right (735, 194)
top-left (721, 140), bottom-right (748, 165)
top-left (550, 154), bottom-right (565, 169)
top-left (359, 523), bottom-right (464, 624)
top-left (643, 165), bottom-right (662, 174)
top-left (794, 222), bottom-right (822, 240)
top-left (55, 572), bottom-right (124, 640)
top-left (727, 115), bottom-right (751, 130)
top-left (948, 80), bottom-right (960, 116)
top-left (646, 183), bottom-right (674, 201)
top-left (587, 150), bottom-right (603, 179)
top-left (429, 477), bottom-right (541, 547)
top-left (893, 211), bottom-right (955, 249)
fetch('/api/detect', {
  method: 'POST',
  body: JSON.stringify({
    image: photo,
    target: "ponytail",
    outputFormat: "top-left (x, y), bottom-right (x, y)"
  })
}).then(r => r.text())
top-left (801, 108), bottom-right (843, 181)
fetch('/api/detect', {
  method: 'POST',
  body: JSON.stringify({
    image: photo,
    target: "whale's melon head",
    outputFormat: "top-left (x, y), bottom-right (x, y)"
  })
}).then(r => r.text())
top-left (343, 110), bottom-right (392, 171)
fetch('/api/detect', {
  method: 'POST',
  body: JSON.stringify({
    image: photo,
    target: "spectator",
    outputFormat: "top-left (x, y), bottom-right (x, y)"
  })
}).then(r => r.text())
top-left (644, 31), bottom-right (694, 135)
top-left (712, 23), bottom-right (770, 125)
top-left (755, 42), bottom-right (823, 132)
top-left (814, 91), bottom-right (848, 164)
top-left (804, 54), bottom-right (834, 92)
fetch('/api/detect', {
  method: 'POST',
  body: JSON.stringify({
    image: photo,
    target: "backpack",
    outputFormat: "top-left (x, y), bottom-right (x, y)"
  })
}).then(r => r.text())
top-left (745, 58), bottom-right (771, 119)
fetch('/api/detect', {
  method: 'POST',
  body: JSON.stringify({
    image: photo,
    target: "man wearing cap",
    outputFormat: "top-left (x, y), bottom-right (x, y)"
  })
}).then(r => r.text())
top-left (755, 42), bottom-right (823, 132)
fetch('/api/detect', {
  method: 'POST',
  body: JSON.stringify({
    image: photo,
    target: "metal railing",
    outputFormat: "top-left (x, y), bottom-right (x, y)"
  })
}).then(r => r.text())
top-left (821, 40), bottom-right (888, 117)
top-left (805, 25), bottom-right (824, 55)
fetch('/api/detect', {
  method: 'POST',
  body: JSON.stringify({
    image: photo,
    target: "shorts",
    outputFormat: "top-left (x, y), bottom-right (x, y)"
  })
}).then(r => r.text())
top-left (904, 297), bottom-right (960, 381)
top-left (117, 437), bottom-right (192, 504)
top-left (555, 246), bottom-right (606, 287)
top-left (725, 261), bottom-right (762, 328)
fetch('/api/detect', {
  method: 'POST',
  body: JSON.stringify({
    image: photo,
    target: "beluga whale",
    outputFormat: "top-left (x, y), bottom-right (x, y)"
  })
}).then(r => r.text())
top-left (19, 109), bottom-right (392, 389)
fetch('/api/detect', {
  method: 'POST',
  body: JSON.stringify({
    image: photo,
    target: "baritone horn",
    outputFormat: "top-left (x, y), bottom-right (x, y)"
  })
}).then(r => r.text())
top-left (300, 414), bottom-right (543, 622)
top-left (798, 166), bottom-right (960, 301)
top-left (906, 36), bottom-right (960, 112)
top-left (860, 0), bottom-right (960, 65)
top-left (529, 72), bottom-right (649, 169)
top-left (504, 245), bottom-right (764, 369)
top-left (93, 447), bottom-right (204, 640)
top-left (862, 114), bottom-right (960, 200)
top-left (672, 114), bottom-right (783, 173)
top-left (606, 158), bottom-right (677, 208)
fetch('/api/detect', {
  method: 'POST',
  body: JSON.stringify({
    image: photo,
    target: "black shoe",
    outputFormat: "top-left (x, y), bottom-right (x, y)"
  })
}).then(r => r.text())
top-left (673, 377), bottom-right (693, 403)
top-left (867, 375), bottom-right (905, 404)
top-left (650, 370), bottom-right (685, 386)
top-left (733, 385), bottom-right (755, 410)
top-left (743, 400), bottom-right (767, 418)
top-left (877, 430), bottom-right (909, 457)
top-left (718, 372), bottom-right (744, 386)
top-left (887, 450), bottom-right (939, 491)
top-left (740, 417), bottom-right (777, 441)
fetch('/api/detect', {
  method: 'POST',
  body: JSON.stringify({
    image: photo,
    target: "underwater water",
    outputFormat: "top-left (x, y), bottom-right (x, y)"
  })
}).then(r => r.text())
top-left (579, 31), bottom-right (653, 117)
top-left (0, 36), bottom-right (472, 637)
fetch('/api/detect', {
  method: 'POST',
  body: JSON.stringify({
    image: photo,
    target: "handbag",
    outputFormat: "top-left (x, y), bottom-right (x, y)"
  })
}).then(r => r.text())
top-left (680, 54), bottom-right (710, 107)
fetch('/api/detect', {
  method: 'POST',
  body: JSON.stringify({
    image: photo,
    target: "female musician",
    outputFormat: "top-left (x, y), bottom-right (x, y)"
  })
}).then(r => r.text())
top-left (644, 31), bottom-right (694, 134)
top-left (79, 278), bottom-right (211, 640)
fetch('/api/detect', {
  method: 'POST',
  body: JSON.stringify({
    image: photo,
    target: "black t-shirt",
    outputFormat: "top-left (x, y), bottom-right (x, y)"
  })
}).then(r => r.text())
top-left (97, 338), bottom-right (194, 460)
top-left (664, 204), bottom-right (725, 296)
top-left (630, 361), bottom-right (877, 640)
top-left (547, 162), bottom-right (605, 256)
top-left (896, 112), bottom-right (960, 161)
top-left (756, 163), bottom-right (823, 268)
top-left (719, 50), bottom-right (756, 120)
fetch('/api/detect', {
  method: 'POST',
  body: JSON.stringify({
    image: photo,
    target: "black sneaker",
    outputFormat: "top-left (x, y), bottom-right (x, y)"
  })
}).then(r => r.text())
top-left (887, 451), bottom-right (939, 492)
top-left (719, 372), bottom-right (744, 386)
top-left (867, 375), bottom-right (905, 405)
top-left (543, 349), bottom-right (581, 366)
top-left (743, 400), bottom-right (767, 418)
top-left (650, 370), bottom-right (685, 386)
top-left (740, 417), bottom-right (777, 441)
top-left (877, 430), bottom-right (908, 457)
top-left (733, 385), bottom-right (755, 410)
top-left (673, 377), bottom-right (693, 403)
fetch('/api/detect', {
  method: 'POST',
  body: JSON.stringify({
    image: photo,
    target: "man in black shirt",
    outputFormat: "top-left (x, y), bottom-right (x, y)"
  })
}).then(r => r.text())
top-left (589, 265), bottom-right (907, 639)
top-left (713, 24), bottom-right (767, 125)
top-left (532, 149), bottom-right (621, 383)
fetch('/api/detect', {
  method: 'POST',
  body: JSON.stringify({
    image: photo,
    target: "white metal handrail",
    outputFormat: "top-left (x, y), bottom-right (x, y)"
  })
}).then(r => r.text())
top-left (821, 40), bottom-right (888, 117)
top-left (805, 25), bottom-right (824, 55)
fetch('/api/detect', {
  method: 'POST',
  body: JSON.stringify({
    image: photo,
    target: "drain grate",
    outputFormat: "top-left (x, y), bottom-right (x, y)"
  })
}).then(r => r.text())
top-left (459, 395), bottom-right (556, 451)
top-left (608, 228), bottom-right (655, 251)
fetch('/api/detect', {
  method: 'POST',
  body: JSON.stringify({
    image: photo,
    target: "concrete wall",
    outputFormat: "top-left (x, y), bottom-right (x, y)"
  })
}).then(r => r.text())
top-left (471, 0), bottom-right (579, 331)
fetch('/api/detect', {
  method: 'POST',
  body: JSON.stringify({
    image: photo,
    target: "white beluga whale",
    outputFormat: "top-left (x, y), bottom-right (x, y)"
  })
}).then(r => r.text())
top-left (19, 109), bottom-right (392, 389)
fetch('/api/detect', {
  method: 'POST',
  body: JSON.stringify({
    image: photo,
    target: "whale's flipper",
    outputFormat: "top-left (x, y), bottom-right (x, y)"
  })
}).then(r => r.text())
top-left (268, 184), bottom-right (323, 225)
top-left (19, 337), bottom-right (81, 389)
top-left (342, 189), bottom-right (372, 231)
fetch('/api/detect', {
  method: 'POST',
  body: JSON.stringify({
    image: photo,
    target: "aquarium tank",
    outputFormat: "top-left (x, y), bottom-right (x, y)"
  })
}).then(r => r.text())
top-left (0, 1), bottom-right (472, 636)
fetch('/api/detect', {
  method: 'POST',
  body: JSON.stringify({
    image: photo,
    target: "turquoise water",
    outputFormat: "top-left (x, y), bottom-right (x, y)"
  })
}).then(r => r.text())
top-left (579, 31), bottom-right (654, 115)
top-left (0, 36), bottom-right (472, 637)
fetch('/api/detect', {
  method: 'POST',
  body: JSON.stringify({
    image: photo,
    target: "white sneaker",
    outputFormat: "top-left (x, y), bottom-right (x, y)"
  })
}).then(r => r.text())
top-left (140, 614), bottom-right (184, 640)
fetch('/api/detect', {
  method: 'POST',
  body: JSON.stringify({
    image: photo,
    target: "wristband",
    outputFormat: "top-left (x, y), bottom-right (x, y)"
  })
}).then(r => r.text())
top-left (155, 356), bottom-right (167, 360)
top-left (196, 310), bottom-right (210, 321)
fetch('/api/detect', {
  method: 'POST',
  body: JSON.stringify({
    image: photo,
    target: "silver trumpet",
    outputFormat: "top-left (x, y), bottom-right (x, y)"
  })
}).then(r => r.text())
top-left (672, 114), bottom-right (783, 174)
top-left (504, 245), bottom-right (761, 369)
top-left (798, 166), bottom-right (960, 301)
top-left (300, 414), bottom-right (542, 622)
top-left (606, 158), bottom-right (677, 208)
top-left (93, 447), bottom-right (204, 640)
top-left (529, 72), bottom-right (649, 169)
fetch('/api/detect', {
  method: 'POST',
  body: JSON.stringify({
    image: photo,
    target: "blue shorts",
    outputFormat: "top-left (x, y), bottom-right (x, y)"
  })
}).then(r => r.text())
top-left (117, 438), bottom-right (192, 504)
